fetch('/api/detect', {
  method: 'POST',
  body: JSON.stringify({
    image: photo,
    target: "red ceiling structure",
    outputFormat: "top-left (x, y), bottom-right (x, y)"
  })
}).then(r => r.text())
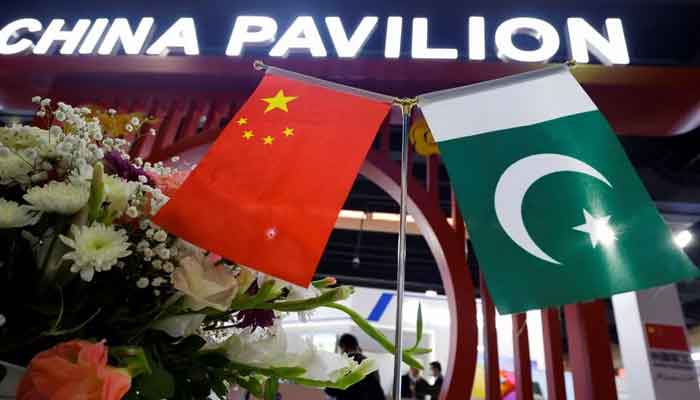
top-left (2, 55), bottom-right (700, 136)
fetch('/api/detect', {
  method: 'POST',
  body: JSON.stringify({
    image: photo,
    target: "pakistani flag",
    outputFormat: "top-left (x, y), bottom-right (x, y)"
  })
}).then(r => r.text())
top-left (419, 66), bottom-right (698, 314)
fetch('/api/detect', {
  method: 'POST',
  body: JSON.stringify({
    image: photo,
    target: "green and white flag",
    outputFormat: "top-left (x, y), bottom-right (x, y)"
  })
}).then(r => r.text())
top-left (419, 66), bottom-right (697, 314)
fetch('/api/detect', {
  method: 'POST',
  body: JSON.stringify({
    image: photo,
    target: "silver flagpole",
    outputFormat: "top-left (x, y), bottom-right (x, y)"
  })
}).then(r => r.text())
top-left (392, 98), bottom-right (417, 400)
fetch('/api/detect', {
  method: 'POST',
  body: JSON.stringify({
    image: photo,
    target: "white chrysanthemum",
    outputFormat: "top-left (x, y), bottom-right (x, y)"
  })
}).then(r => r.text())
top-left (103, 174), bottom-right (138, 216)
top-left (68, 163), bottom-right (94, 184)
top-left (59, 223), bottom-right (132, 282)
top-left (0, 199), bottom-right (40, 228)
top-left (0, 153), bottom-right (33, 185)
top-left (24, 181), bottom-right (89, 215)
top-left (0, 126), bottom-right (49, 150)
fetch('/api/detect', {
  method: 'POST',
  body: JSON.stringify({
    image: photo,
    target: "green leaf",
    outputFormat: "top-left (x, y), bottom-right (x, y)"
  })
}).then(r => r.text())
top-left (264, 377), bottom-right (279, 400)
top-left (242, 286), bottom-right (354, 312)
top-left (229, 279), bottom-right (277, 310)
top-left (311, 277), bottom-right (337, 289)
top-left (87, 162), bottom-right (105, 223)
top-left (111, 346), bottom-right (152, 378)
top-left (237, 376), bottom-right (264, 399)
top-left (408, 347), bottom-right (432, 355)
top-left (325, 302), bottom-right (424, 370)
top-left (139, 366), bottom-right (175, 400)
top-left (292, 358), bottom-right (377, 390)
top-left (176, 335), bottom-right (206, 354)
top-left (410, 302), bottom-right (423, 352)
top-left (226, 360), bottom-right (305, 379)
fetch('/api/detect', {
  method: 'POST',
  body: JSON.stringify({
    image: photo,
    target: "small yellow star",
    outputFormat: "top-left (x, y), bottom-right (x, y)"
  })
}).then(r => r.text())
top-left (236, 117), bottom-right (248, 126)
top-left (261, 90), bottom-right (297, 113)
top-left (283, 127), bottom-right (294, 137)
top-left (262, 135), bottom-right (275, 145)
top-left (242, 130), bottom-right (254, 140)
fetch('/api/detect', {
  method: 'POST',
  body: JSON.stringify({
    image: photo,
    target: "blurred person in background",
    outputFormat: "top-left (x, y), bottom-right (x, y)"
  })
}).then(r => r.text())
top-left (400, 367), bottom-right (429, 399)
top-left (325, 333), bottom-right (384, 400)
top-left (426, 362), bottom-right (443, 400)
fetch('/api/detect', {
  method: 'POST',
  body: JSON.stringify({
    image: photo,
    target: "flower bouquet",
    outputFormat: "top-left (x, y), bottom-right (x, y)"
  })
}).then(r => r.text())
top-left (0, 99), bottom-right (427, 400)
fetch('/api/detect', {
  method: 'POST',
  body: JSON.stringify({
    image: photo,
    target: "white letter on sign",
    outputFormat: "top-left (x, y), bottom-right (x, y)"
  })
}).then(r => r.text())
top-left (0, 18), bottom-right (42, 55)
top-left (78, 18), bottom-right (109, 54)
top-left (384, 16), bottom-right (402, 58)
top-left (325, 16), bottom-right (378, 58)
top-left (226, 16), bottom-right (278, 56)
top-left (411, 17), bottom-right (457, 59)
top-left (495, 17), bottom-right (560, 63)
top-left (567, 18), bottom-right (630, 65)
top-left (146, 17), bottom-right (199, 55)
top-left (269, 16), bottom-right (327, 57)
top-left (97, 18), bottom-right (155, 55)
top-left (33, 19), bottom-right (91, 55)
top-left (468, 16), bottom-right (486, 61)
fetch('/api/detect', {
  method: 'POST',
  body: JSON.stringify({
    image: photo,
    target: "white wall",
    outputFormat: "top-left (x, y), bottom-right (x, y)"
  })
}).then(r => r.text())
top-left (281, 286), bottom-right (564, 398)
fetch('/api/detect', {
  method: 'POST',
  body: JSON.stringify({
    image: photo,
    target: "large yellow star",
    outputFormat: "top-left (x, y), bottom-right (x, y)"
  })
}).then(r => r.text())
top-left (261, 90), bottom-right (297, 113)
top-left (282, 127), bottom-right (294, 137)
top-left (242, 130), bottom-right (254, 140)
top-left (262, 135), bottom-right (275, 145)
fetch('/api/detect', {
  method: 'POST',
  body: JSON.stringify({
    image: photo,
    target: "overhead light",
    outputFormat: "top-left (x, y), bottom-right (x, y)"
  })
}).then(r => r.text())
top-left (424, 290), bottom-right (438, 297)
top-left (371, 212), bottom-right (415, 223)
top-left (675, 230), bottom-right (693, 249)
top-left (338, 209), bottom-right (367, 220)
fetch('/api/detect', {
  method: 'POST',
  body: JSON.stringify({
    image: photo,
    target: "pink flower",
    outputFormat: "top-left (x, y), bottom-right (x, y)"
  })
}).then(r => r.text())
top-left (17, 340), bottom-right (131, 400)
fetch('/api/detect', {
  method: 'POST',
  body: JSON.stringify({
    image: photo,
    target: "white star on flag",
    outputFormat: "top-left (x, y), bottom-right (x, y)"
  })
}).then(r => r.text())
top-left (573, 209), bottom-right (617, 248)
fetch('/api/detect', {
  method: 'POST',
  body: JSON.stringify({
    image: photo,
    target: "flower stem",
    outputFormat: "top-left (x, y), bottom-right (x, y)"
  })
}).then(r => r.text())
top-left (264, 377), bottom-right (278, 400)
top-left (325, 302), bottom-right (423, 370)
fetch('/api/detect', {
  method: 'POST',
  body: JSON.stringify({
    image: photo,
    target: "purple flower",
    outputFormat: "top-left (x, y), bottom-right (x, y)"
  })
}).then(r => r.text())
top-left (229, 281), bottom-right (276, 329)
top-left (103, 150), bottom-right (155, 185)
top-left (232, 309), bottom-right (275, 330)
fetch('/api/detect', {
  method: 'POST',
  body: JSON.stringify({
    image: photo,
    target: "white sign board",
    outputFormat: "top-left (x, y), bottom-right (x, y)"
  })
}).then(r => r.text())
top-left (613, 285), bottom-right (700, 400)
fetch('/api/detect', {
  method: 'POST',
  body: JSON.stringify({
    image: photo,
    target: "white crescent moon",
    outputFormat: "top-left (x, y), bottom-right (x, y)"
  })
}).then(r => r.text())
top-left (494, 153), bottom-right (612, 265)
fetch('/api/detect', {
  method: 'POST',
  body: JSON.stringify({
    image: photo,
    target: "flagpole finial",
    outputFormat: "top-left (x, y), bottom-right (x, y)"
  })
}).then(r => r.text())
top-left (253, 60), bottom-right (268, 71)
top-left (393, 97), bottom-right (418, 115)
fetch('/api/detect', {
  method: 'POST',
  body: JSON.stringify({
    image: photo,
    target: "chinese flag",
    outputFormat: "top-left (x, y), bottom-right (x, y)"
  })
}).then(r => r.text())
top-left (153, 73), bottom-right (391, 286)
top-left (645, 323), bottom-right (689, 351)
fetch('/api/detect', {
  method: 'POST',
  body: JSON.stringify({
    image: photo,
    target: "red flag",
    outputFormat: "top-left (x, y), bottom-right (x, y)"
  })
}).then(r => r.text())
top-left (645, 323), bottom-right (689, 351)
top-left (153, 73), bottom-right (391, 286)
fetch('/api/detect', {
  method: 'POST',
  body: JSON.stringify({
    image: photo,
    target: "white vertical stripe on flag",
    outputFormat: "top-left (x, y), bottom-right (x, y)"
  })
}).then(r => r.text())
top-left (418, 66), bottom-right (597, 142)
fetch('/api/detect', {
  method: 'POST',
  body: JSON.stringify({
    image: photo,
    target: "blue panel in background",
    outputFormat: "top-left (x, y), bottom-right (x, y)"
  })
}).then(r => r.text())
top-left (367, 293), bottom-right (393, 322)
